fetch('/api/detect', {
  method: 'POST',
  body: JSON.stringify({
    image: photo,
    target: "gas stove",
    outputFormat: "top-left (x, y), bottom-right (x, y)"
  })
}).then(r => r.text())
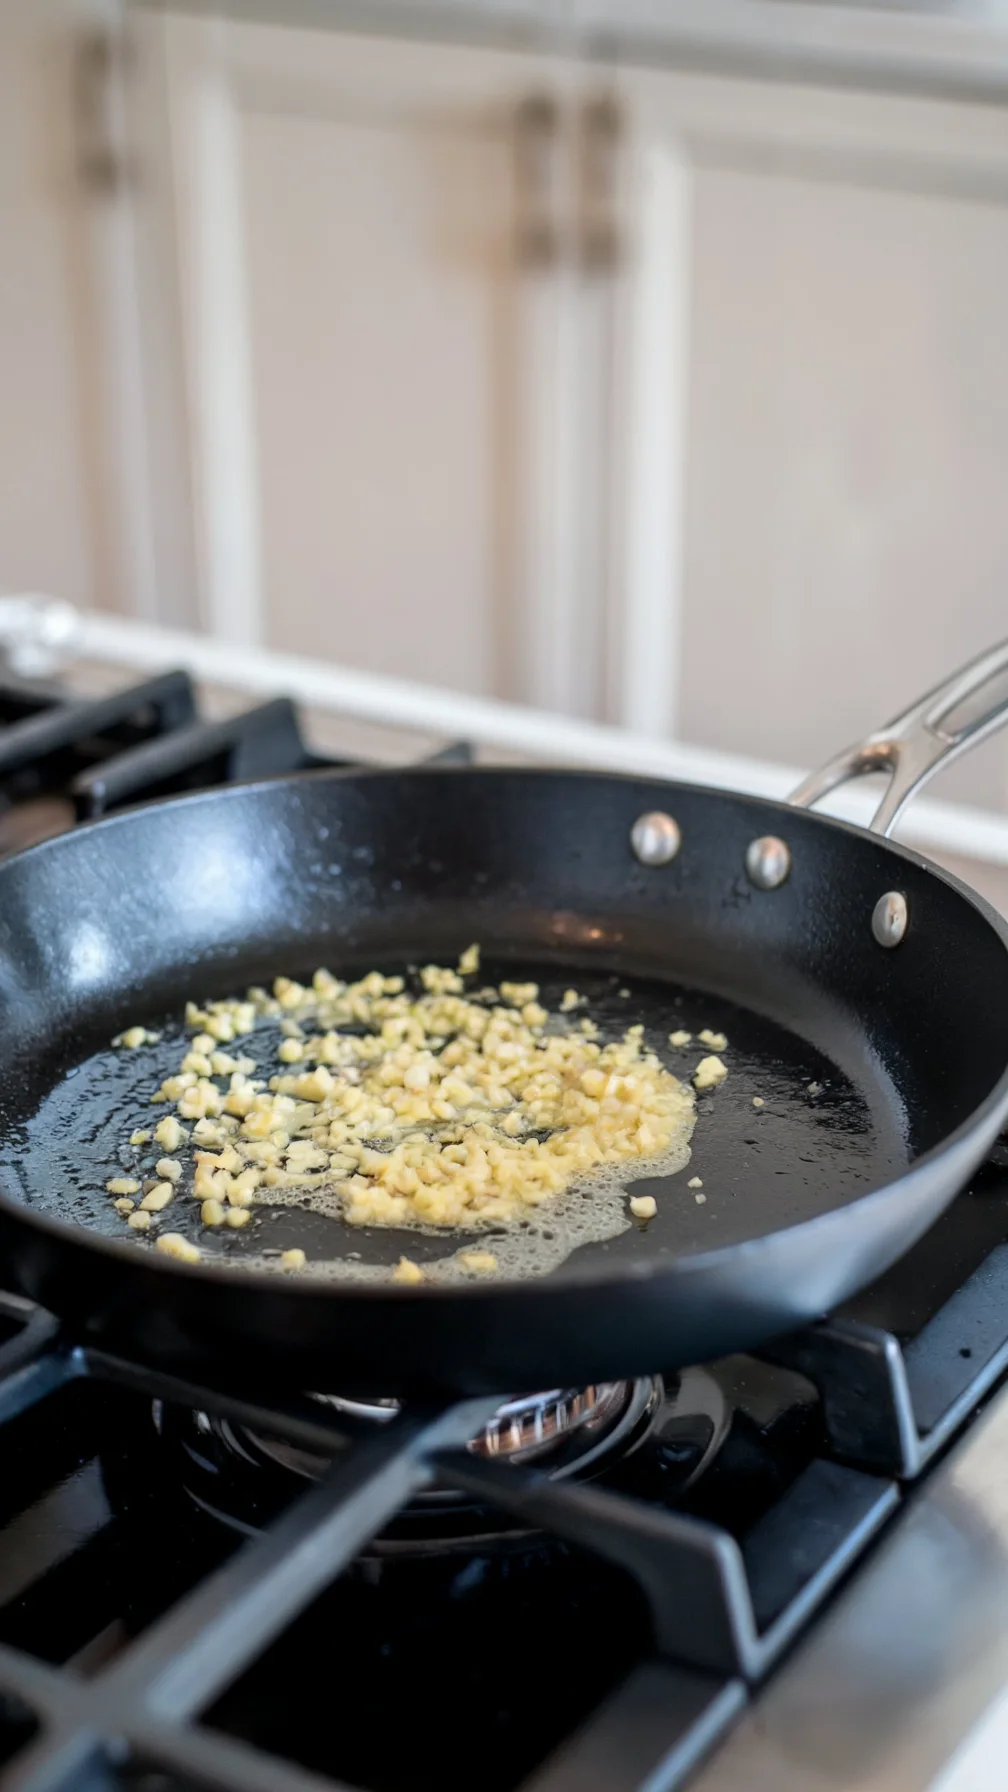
top-left (0, 658), bottom-right (1004, 1790)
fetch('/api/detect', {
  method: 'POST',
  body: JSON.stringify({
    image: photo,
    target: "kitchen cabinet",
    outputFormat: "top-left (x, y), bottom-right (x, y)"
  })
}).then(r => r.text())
top-left (122, 14), bottom-right (626, 713)
top-left (0, 2), bottom-right (125, 620)
top-left (616, 65), bottom-right (1008, 806)
top-left (0, 0), bottom-right (202, 629)
top-left (9, 4), bottom-right (1008, 811)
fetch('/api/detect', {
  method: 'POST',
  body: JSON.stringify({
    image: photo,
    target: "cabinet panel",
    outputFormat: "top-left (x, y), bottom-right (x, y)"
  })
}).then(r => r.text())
top-left (680, 164), bottom-right (1008, 808)
top-left (609, 66), bottom-right (1008, 807)
top-left (110, 22), bottom-right (1008, 813)
top-left (143, 18), bottom-right (610, 710)
top-left (242, 104), bottom-right (509, 692)
top-left (0, 4), bottom-right (104, 612)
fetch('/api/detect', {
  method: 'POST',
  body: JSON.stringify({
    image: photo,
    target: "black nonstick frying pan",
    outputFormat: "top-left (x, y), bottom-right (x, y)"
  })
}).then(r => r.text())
top-left (1, 643), bottom-right (1008, 1396)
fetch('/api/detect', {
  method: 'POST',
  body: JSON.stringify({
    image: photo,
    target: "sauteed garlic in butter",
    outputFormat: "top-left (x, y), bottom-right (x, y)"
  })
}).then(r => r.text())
top-left (104, 948), bottom-right (729, 1278)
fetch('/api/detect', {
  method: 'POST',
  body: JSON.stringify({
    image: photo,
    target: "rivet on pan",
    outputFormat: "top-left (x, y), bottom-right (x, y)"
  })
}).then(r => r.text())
top-left (872, 890), bottom-right (908, 949)
top-left (745, 836), bottom-right (791, 890)
top-left (631, 811), bottom-right (681, 866)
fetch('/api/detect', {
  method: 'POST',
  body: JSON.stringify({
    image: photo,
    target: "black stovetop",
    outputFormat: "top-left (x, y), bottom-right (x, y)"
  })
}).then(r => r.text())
top-left (0, 666), bottom-right (1004, 1792)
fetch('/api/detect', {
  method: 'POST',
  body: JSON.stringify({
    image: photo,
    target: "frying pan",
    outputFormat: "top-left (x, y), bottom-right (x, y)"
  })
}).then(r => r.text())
top-left (1, 642), bottom-right (1008, 1396)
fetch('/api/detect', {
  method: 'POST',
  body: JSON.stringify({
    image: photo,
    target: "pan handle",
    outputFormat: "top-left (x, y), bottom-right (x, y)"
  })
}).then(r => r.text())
top-left (789, 638), bottom-right (1008, 836)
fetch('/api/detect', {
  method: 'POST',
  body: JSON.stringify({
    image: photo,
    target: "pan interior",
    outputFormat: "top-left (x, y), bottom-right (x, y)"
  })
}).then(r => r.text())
top-left (0, 955), bottom-right (912, 1283)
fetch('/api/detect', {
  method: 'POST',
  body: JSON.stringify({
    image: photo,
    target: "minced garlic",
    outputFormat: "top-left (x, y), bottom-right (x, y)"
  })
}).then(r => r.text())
top-left (693, 1055), bottom-right (727, 1091)
top-left (107, 960), bottom-right (719, 1260)
top-left (140, 1182), bottom-right (174, 1213)
top-left (459, 1250), bottom-right (498, 1273)
top-left (154, 1116), bottom-right (186, 1153)
top-left (156, 1232), bottom-right (201, 1263)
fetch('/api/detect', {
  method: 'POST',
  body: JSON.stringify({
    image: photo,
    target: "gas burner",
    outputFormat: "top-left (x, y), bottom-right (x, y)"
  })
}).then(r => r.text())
top-left (140, 1369), bottom-right (741, 1556)
top-left (254, 1383), bottom-right (632, 1480)
top-left (155, 1380), bottom-right (661, 1550)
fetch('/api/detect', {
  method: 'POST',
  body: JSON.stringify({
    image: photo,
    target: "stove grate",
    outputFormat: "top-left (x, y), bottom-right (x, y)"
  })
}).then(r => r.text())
top-left (765, 1232), bottom-right (1008, 1477)
top-left (0, 1208), bottom-right (1003, 1792)
top-left (0, 662), bottom-right (473, 843)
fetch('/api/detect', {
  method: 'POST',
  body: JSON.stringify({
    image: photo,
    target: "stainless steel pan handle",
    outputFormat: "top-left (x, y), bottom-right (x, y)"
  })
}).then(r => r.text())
top-left (790, 639), bottom-right (1008, 836)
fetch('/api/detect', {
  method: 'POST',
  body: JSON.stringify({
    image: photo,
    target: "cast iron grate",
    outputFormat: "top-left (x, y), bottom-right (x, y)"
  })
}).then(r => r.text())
top-left (0, 1201), bottom-right (1004, 1792)
top-left (0, 664), bottom-right (474, 835)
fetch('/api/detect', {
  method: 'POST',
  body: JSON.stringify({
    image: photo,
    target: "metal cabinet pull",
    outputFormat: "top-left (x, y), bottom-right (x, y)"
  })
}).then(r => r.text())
top-left (73, 28), bottom-right (131, 195)
top-left (513, 94), bottom-right (561, 269)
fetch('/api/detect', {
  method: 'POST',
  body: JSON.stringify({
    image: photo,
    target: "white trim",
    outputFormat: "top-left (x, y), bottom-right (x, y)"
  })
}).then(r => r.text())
top-left (526, 259), bottom-right (614, 720)
top-left (570, 0), bottom-right (1008, 99)
top-left (625, 60), bottom-right (1008, 197)
top-left (72, 611), bottom-right (1008, 869)
top-left (571, 271), bottom-right (614, 721)
top-left (164, 18), bottom-right (263, 646)
top-left (131, 0), bottom-right (1008, 102)
top-left (86, 173), bottom-right (160, 620)
top-left (511, 83), bottom-right (605, 721)
top-left (514, 266), bottom-right (581, 713)
top-left (73, 0), bottom-right (160, 620)
top-left (118, 10), bottom-right (203, 632)
top-left (612, 134), bottom-right (691, 738)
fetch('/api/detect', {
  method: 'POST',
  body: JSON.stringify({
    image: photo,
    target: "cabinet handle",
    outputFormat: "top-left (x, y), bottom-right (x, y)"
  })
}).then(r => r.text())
top-left (73, 28), bottom-right (131, 195)
top-left (513, 94), bottom-right (561, 269)
top-left (578, 94), bottom-right (622, 272)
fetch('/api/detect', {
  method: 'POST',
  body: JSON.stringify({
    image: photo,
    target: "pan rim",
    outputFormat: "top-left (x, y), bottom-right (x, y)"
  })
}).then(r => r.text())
top-left (1, 761), bottom-right (1007, 1302)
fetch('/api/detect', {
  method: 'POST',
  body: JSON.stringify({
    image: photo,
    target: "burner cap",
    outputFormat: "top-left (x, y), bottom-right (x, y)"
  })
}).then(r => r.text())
top-left (249, 1384), bottom-right (635, 1482)
top-left (156, 1379), bottom-right (659, 1548)
top-left (287, 1385), bottom-right (626, 1470)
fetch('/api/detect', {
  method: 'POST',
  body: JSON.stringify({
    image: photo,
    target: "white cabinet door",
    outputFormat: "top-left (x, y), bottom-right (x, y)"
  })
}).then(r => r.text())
top-left (608, 66), bottom-right (1008, 807)
top-left (0, 1), bottom-right (162, 623)
top-left (127, 15), bottom-right (609, 710)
